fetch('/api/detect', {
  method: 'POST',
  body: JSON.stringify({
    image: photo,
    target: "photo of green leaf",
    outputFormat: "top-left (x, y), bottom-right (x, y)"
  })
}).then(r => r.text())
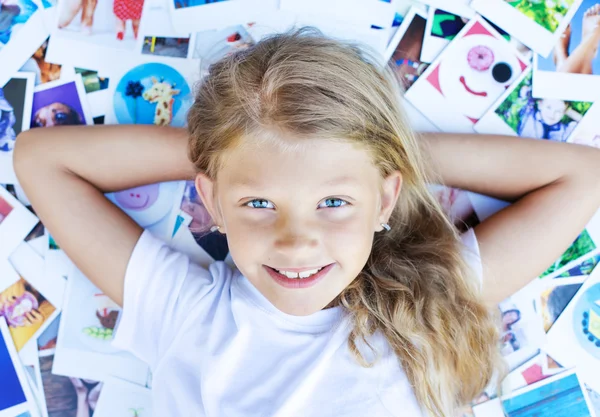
top-left (541, 229), bottom-right (597, 277)
top-left (506, 0), bottom-right (577, 33)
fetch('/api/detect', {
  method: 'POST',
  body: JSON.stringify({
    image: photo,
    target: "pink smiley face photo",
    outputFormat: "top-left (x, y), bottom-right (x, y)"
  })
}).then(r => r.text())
top-left (405, 18), bottom-right (529, 133)
top-left (105, 181), bottom-right (184, 240)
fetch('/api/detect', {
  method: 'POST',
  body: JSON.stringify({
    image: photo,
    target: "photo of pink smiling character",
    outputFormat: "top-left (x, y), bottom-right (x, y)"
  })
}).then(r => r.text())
top-left (405, 17), bottom-right (530, 133)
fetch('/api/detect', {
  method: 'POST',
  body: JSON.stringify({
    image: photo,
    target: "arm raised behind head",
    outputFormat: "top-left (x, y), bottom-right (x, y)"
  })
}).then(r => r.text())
top-left (13, 124), bottom-right (196, 306)
top-left (420, 132), bottom-right (600, 306)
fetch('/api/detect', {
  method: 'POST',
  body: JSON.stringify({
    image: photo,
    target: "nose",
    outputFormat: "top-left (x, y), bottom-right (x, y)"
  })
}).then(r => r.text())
top-left (467, 45), bottom-right (495, 71)
top-left (272, 218), bottom-right (320, 255)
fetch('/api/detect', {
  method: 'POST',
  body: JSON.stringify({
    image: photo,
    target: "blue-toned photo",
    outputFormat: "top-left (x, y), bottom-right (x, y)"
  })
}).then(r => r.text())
top-left (173, 0), bottom-right (227, 10)
top-left (113, 62), bottom-right (191, 127)
top-left (538, 0), bottom-right (600, 76)
top-left (0, 0), bottom-right (38, 47)
top-left (502, 371), bottom-right (593, 416)
top-left (0, 320), bottom-right (28, 412)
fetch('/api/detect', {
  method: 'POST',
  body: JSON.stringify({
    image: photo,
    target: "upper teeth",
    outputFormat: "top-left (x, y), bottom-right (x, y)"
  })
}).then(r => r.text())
top-left (274, 267), bottom-right (324, 279)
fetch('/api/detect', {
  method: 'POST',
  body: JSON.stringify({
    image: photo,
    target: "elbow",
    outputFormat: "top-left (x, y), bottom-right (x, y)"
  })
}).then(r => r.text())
top-left (13, 129), bottom-right (42, 182)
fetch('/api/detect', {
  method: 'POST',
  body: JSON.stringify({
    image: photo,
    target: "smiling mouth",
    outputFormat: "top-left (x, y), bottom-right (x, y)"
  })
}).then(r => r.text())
top-left (459, 76), bottom-right (487, 97)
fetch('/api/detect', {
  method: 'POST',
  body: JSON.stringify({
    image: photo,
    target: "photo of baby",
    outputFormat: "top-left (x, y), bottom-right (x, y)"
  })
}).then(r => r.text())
top-left (495, 71), bottom-right (592, 141)
top-left (0, 276), bottom-right (57, 351)
top-left (173, 0), bottom-right (227, 10)
top-left (0, 193), bottom-right (13, 225)
top-left (0, 0), bottom-right (38, 48)
top-left (31, 79), bottom-right (89, 128)
top-left (505, 0), bottom-right (579, 33)
top-left (56, 0), bottom-right (146, 51)
top-left (539, 0), bottom-right (600, 75)
top-left (18, 37), bottom-right (62, 85)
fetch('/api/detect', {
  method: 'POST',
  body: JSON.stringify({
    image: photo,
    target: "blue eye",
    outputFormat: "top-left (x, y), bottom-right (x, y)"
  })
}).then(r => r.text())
top-left (245, 199), bottom-right (273, 209)
top-left (318, 198), bottom-right (348, 208)
top-left (244, 198), bottom-right (349, 209)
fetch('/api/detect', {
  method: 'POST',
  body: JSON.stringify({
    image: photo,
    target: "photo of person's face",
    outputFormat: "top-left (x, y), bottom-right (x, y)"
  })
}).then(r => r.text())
top-left (502, 309), bottom-right (521, 330)
top-left (538, 98), bottom-right (567, 125)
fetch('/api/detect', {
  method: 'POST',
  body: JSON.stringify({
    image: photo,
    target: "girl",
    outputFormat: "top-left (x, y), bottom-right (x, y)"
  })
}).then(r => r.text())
top-left (13, 28), bottom-right (600, 416)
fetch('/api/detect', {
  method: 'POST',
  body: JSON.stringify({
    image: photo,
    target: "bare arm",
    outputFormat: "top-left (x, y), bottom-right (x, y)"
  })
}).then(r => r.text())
top-left (420, 132), bottom-right (600, 306)
top-left (13, 125), bottom-right (195, 306)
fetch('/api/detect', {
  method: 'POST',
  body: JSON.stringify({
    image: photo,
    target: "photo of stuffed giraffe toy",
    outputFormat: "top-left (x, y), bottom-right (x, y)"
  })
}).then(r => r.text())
top-left (142, 76), bottom-right (181, 126)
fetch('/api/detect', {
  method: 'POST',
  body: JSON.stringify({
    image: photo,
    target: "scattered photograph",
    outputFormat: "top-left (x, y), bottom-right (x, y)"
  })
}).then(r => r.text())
top-left (498, 278), bottom-right (547, 370)
top-left (385, 7), bottom-right (429, 91)
top-left (495, 70), bottom-right (592, 140)
top-left (539, 279), bottom-right (585, 332)
top-left (471, 0), bottom-right (583, 57)
top-left (193, 24), bottom-right (254, 65)
top-left (18, 37), bottom-right (62, 85)
top-left (93, 376), bottom-right (152, 417)
top-left (546, 268), bottom-right (600, 395)
top-left (0, 71), bottom-right (34, 184)
top-left (405, 18), bottom-right (529, 133)
top-left (40, 352), bottom-right (103, 417)
top-left (421, 8), bottom-right (468, 63)
top-left (568, 101), bottom-right (600, 148)
top-left (75, 67), bottom-right (109, 94)
top-left (534, 0), bottom-right (600, 101)
top-left (473, 369), bottom-right (595, 417)
top-left (173, 0), bottom-right (226, 9)
top-left (475, 67), bottom-right (593, 142)
top-left (52, 267), bottom-right (149, 384)
top-left (110, 62), bottom-right (192, 127)
top-left (30, 75), bottom-right (93, 128)
top-left (429, 184), bottom-right (480, 233)
top-left (0, 276), bottom-right (57, 352)
top-left (141, 35), bottom-right (190, 58)
top-left (0, 317), bottom-right (39, 417)
top-left (0, 184), bottom-right (39, 258)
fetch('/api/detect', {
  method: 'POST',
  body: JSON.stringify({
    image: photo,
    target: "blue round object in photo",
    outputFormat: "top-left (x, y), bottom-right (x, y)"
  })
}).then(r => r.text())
top-left (573, 283), bottom-right (600, 360)
top-left (113, 63), bottom-right (191, 127)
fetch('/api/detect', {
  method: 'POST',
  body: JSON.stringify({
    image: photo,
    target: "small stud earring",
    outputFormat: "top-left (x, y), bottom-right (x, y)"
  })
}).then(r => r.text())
top-left (381, 223), bottom-right (391, 231)
top-left (210, 225), bottom-right (221, 233)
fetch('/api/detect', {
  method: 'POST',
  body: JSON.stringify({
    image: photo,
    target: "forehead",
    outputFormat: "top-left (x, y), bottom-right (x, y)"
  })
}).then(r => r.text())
top-left (218, 133), bottom-right (381, 191)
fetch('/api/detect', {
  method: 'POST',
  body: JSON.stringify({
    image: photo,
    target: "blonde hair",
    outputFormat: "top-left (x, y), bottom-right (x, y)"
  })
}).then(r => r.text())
top-left (187, 27), bottom-right (506, 416)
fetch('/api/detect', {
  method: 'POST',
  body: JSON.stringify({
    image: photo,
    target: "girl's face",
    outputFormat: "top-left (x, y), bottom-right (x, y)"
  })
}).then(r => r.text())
top-left (195, 134), bottom-right (401, 316)
top-left (538, 99), bottom-right (567, 126)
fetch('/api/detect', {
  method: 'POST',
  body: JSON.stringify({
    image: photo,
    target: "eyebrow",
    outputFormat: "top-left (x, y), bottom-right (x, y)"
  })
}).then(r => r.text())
top-left (230, 175), bottom-right (360, 188)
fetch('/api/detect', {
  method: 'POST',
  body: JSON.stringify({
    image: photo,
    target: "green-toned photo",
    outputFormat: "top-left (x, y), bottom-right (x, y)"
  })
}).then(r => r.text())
top-left (541, 229), bottom-right (597, 277)
top-left (75, 68), bottom-right (109, 94)
top-left (505, 0), bottom-right (578, 33)
top-left (495, 71), bottom-right (592, 142)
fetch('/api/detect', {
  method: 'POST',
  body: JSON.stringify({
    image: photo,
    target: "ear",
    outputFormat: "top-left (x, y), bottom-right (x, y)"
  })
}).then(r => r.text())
top-left (151, 76), bottom-right (158, 84)
top-left (194, 172), bottom-right (225, 233)
top-left (171, 89), bottom-right (180, 96)
top-left (377, 171), bottom-right (402, 232)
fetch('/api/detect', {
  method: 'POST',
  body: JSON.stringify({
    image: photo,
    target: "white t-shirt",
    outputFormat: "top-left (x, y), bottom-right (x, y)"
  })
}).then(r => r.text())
top-left (112, 229), bottom-right (483, 417)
